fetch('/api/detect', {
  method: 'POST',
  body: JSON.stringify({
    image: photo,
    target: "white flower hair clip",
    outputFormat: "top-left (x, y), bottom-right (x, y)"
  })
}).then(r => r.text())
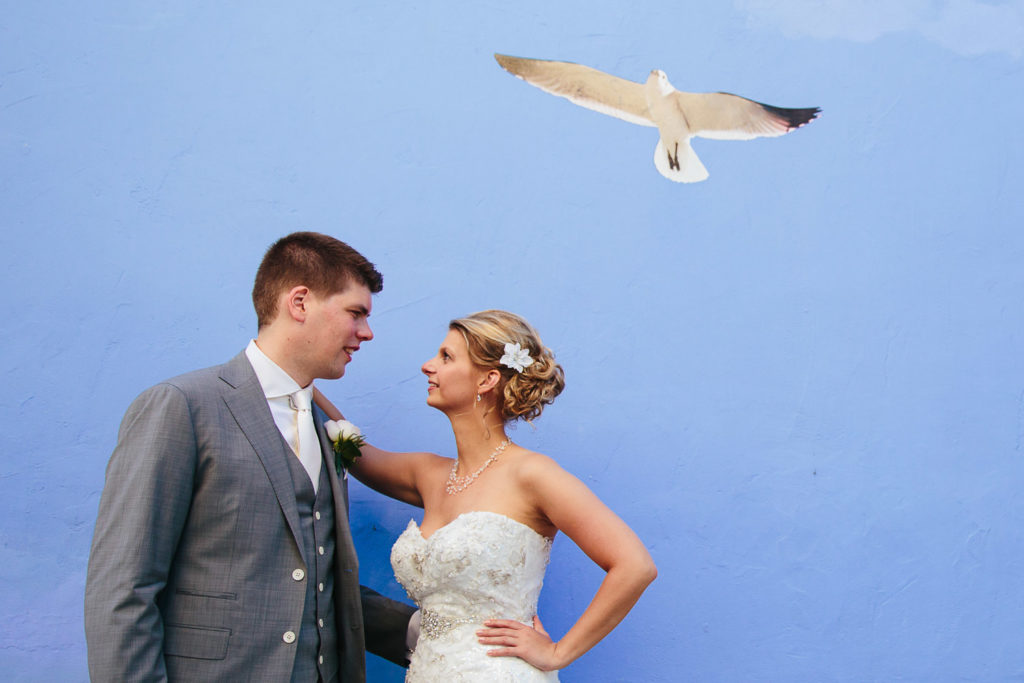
top-left (500, 342), bottom-right (534, 373)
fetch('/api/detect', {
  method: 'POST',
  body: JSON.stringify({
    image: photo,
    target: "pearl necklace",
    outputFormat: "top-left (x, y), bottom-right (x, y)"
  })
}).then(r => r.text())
top-left (445, 439), bottom-right (511, 495)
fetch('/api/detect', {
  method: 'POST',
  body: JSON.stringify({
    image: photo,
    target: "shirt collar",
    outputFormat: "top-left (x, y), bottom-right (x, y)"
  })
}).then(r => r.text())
top-left (245, 339), bottom-right (308, 399)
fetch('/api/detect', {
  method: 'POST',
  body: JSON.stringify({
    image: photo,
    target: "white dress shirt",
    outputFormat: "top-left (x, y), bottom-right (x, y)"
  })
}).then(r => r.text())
top-left (244, 340), bottom-right (321, 488)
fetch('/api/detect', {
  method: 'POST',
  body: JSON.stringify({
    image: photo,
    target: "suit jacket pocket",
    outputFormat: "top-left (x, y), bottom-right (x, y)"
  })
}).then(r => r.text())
top-left (164, 624), bottom-right (231, 660)
top-left (174, 588), bottom-right (237, 600)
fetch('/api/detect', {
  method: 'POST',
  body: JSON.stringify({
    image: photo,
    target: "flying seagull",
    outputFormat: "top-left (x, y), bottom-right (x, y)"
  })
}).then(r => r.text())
top-left (494, 53), bottom-right (820, 183)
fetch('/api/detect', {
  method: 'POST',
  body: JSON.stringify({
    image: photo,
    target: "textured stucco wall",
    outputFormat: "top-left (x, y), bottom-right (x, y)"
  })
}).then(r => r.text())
top-left (3, 1), bottom-right (1023, 681)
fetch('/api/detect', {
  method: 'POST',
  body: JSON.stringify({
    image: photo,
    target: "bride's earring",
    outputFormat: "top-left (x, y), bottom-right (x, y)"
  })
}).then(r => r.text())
top-left (476, 394), bottom-right (482, 403)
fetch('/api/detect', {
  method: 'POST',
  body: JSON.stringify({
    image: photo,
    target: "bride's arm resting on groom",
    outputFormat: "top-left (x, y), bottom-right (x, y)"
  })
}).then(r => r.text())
top-left (313, 386), bottom-right (433, 509)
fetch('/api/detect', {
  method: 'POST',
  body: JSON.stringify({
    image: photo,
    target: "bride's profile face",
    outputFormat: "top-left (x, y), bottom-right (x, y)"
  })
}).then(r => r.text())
top-left (421, 329), bottom-right (483, 411)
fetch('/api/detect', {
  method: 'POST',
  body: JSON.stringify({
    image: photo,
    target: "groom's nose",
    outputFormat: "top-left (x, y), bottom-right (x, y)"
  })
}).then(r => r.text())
top-left (357, 319), bottom-right (373, 341)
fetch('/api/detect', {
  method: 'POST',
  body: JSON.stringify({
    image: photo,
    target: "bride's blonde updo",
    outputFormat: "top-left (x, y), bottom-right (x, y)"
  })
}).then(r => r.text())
top-left (449, 310), bottom-right (565, 423)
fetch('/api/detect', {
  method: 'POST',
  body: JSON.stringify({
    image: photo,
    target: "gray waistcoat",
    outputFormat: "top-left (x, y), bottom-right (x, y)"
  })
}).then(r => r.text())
top-left (283, 454), bottom-right (339, 683)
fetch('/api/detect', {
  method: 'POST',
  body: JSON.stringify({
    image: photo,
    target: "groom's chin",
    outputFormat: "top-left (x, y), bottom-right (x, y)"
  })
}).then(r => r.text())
top-left (320, 364), bottom-right (346, 381)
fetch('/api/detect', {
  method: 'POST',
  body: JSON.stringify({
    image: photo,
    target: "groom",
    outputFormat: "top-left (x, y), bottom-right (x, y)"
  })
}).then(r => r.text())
top-left (85, 232), bottom-right (415, 682)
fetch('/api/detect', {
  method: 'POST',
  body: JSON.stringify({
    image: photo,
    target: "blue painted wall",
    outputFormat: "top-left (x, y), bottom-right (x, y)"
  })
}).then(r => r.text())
top-left (3, 1), bottom-right (1024, 680)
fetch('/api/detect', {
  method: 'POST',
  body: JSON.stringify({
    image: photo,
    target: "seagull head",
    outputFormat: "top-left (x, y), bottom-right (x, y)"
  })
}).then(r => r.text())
top-left (647, 69), bottom-right (674, 96)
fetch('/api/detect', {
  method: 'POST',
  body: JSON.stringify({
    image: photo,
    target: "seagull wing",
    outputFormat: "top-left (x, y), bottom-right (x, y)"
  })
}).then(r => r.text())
top-left (495, 54), bottom-right (655, 128)
top-left (673, 91), bottom-right (820, 141)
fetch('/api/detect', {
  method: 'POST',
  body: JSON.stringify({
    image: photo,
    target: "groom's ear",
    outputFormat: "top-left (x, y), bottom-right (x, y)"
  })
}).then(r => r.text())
top-left (284, 285), bottom-right (311, 323)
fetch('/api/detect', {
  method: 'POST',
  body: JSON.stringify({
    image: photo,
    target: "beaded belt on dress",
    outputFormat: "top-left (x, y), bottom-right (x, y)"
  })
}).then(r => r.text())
top-left (420, 609), bottom-right (488, 640)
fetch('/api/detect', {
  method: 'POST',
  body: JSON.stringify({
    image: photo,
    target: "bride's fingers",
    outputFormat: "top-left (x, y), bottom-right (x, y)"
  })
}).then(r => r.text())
top-left (482, 619), bottom-right (524, 630)
top-left (477, 630), bottom-right (515, 638)
top-left (477, 630), bottom-right (521, 644)
top-left (477, 620), bottom-right (524, 641)
top-left (480, 636), bottom-right (520, 648)
top-left (478, 622), bottom-right (531, 650)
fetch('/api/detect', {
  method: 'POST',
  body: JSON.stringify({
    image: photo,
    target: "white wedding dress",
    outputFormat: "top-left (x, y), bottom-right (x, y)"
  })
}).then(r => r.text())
top-left (391, 510), bottom-right (560, 681)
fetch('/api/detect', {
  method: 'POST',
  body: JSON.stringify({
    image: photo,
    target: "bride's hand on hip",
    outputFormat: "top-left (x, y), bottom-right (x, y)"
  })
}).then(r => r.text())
top-left (477, 616), bottom-right (563, 671)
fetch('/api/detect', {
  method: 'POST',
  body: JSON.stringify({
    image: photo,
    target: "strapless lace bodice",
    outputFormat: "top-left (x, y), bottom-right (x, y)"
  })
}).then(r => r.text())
top-left (391, 510), bottom-right (559, 681)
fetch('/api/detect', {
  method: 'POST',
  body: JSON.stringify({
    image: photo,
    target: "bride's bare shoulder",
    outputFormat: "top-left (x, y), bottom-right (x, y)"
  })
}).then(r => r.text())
top-left (510, 447), bottom-right (572, 484)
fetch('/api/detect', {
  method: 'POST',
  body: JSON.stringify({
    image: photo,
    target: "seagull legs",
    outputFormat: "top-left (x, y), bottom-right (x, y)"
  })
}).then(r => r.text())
top-left (667, 142), bottom-right (680, 171)
top-left (654, 138), bottom-right (709, 183)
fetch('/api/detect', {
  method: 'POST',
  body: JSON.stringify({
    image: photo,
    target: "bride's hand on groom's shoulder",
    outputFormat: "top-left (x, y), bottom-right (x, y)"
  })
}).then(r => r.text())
top-left (477, 615), bottom-right (563, 671)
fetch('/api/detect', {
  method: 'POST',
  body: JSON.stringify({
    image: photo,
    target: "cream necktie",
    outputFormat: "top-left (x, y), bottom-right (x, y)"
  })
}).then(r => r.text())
top-left (289, 388), bottom-right (322, 493)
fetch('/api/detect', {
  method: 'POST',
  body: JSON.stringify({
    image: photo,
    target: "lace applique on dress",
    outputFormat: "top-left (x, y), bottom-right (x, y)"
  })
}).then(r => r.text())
top-left (391, 510), bottom-right (559, 682)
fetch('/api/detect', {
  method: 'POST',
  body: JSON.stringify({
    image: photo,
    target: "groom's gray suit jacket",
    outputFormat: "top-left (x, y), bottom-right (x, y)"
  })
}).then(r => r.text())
top-left (84, 351), bottom-right (414, 682)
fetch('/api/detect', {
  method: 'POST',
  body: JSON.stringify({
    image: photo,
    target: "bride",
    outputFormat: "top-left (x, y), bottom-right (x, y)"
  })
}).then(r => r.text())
top-left (315, 310), bottom-right (656, 679)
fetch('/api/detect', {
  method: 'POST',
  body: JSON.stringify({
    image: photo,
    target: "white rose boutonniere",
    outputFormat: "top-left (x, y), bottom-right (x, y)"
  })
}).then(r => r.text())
top-left (325, 419), bottom-right (366, 473)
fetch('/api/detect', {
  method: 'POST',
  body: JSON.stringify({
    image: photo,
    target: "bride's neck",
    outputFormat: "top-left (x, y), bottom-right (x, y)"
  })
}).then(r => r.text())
top-left (449, 415), bottom-right (508, 469)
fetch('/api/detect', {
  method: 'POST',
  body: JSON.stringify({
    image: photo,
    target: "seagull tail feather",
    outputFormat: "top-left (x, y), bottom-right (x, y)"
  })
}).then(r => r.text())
top-left (654, 139), bottom-right (709, 183)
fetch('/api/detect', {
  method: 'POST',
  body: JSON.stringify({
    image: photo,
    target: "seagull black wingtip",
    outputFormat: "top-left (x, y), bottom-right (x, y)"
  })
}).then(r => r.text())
top-left (761, 104), bottom-right (822, 130)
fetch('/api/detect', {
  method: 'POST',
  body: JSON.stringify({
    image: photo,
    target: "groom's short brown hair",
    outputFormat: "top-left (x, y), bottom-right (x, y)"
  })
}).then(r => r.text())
top-left (252, 231), bottom-right (383, 328)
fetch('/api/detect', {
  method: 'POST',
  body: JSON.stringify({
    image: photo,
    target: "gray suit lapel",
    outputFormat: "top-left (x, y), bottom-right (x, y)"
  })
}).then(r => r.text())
top-left (220, 352), bottom-right (305, 564)
top-left (313, 407), bottom-right (350, 512)
top-left (313, 406), bottom-right (358, 574)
